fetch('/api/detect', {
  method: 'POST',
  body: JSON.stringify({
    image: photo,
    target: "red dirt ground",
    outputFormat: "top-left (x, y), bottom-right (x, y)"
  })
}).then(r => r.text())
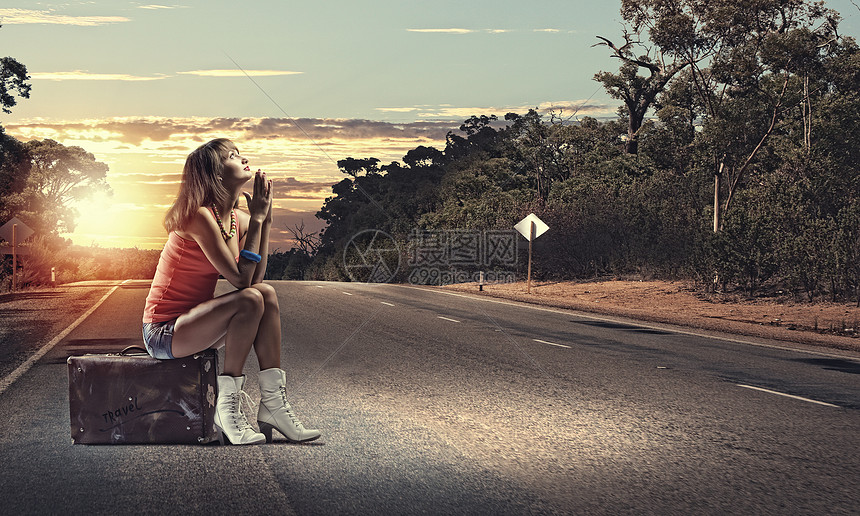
top-left (442, 279), bottom-right (860, 353)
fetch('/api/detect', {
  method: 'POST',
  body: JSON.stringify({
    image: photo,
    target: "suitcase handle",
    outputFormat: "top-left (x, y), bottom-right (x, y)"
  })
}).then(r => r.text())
top-left (121, 345), bottom-right (149, 355)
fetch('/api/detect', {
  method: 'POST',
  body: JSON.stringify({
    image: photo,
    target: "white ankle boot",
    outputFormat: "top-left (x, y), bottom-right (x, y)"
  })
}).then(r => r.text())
top-left (257, 368), bottom-right (321, 443)
top-left (215, 375), bottom-right (266, 445)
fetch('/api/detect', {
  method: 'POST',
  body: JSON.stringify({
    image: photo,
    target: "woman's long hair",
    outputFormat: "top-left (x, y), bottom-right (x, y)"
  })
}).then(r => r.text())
top-left (163, 138), bottom-right (236, 233)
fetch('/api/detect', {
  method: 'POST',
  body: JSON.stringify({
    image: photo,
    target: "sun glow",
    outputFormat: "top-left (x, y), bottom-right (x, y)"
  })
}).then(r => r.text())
top-left (6, 115), bottom-right (460, 250)
top-left (64, 191), bottom-right (167, 249)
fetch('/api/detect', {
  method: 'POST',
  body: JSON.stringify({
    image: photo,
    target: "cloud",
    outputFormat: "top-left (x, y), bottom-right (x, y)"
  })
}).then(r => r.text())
top-left (409, 28), bottom-right (565, 35)
top-left (5, 108), bottom-right (623, 152)
top-left (532, 100), bottom-right (614, 116)
top-left (407, 28), bottom-right (474, 34)
top-left (407, 28), bottom-right (514, 35)
top-left (31, 71), bottom-right (169, 81)
top-left (279, 177), bottom-right (336, 194)
top-left (103, 169), bottom-right (333, 201)
top-left (7, 118), bottom-right (195, 145)
top-left (110, 172), bottom-right (181, 183)
top-left (381, 101), bottom-right (616, 120)
top-left (137, 4), bottom-right (180, 9)
top-left (4, 116), bottom-right (459, 151)
top-left (239, 117), bottom-right (456, 142)
top-left (177, 70), bottom-right (303, 77)
top-left (0, 8), bottom-right (129, 25)
top-left (375, 107), bottom-right (419, 113)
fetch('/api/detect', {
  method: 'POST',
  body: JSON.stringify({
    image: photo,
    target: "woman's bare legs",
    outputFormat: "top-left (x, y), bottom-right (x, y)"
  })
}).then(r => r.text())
top-left (171, 287), bottom-right (265, 376)
top-left (170, 283), bottom-right (281, 376)
top-left (250, 283), bottom-right (281, 371)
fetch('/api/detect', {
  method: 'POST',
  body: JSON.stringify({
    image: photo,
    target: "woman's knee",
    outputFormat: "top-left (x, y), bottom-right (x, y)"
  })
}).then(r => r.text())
top-left (251, 282), bottom-right (279, 310)
top-left (236, 287), bottom-right (265, 316)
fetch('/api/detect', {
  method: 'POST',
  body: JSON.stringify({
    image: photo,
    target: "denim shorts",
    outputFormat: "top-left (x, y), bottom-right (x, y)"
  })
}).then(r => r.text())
top-left (142, 319), bottom-right (177, 359)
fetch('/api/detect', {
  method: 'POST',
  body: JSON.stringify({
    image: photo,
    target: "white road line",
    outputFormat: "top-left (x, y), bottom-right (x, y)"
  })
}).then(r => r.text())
top-left (408, 286), bottom-right (859, 360)
top-left (0, 280), bottom-right (128, 398)
top-left (315, 285), bottom-right (326, 288)
top-left (437, 316), bottom-right (461, 323)
top-left (533, 339), bottom-right (571, 349)
top-left (342, 292), bottom-right (353, 296)
top-left (381, 302), bottom-right (395, 306)
top-left (736, 384), bottom-right (839, 408)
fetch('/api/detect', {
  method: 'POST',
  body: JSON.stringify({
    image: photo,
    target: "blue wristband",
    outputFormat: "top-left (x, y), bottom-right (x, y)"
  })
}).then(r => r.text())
top-left (239, 249), bottom-right (262, 263)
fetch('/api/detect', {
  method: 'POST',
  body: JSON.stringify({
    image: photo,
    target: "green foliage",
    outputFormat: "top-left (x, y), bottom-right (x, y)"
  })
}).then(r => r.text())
top-left (0, 127), bottom-right (31, 224)
top-left (702, 149), bottom-right (860, 301)
top-left (265, 249), bottom-right (314, 280)
top-left (542, 160), bottom-right (706, 279)
top-left (710, 194), bottom-right (781, 293)
top-left (0, 48), bottom-right (31, 114)
top-left (594, 0), bottom-right (723, 153)
top-left (832, 204), bottom-right (860, 305)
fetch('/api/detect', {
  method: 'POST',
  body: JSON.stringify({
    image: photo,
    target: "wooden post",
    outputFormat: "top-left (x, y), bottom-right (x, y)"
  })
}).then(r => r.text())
top-left (11, 224), bottom-right (17, 292)
top-left (527, 221), bottom-right (534, 294)
top-left (713, 162), bottom-right (724, 233)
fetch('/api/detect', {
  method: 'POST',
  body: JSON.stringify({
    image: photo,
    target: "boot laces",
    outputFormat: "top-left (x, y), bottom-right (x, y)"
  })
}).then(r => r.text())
top-left (278, 386), bottom-right (303, 428)
top-left (229, 389), bottom-right (256, 431)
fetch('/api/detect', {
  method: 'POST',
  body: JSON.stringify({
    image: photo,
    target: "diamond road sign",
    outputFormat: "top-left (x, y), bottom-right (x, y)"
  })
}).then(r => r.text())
top-left (0, 217), bottom-right (34, 243)
top-left (514, 213), bottom-right (549, 241)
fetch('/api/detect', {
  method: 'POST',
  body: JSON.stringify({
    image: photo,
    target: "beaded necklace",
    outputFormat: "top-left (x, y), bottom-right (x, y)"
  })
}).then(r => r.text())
top-left (211, 206), bottom-right (237, 240)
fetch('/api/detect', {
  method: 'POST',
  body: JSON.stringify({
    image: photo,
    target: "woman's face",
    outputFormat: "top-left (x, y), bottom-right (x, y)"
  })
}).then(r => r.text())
top-left (220, 144), bottom-right (252, 186)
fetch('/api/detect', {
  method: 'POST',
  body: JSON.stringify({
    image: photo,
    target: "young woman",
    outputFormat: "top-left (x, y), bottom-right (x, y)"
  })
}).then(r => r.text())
top-left (142, 138), bottom-right (320, 445)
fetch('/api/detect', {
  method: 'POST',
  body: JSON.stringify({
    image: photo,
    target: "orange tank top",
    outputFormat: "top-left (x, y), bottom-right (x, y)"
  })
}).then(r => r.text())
top-left (143, 231), bottom-right (221, 323)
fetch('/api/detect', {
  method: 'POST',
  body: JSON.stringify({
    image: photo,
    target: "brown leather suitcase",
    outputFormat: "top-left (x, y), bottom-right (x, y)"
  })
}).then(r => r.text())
top-left (68, 347), bottom-right (219, 444)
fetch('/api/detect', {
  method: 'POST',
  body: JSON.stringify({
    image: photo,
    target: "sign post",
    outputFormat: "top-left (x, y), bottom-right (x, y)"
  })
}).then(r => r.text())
top-left (0, 217), bottom-right (36, 292)
top-left (12, 224), bottom-right (16, 291)
top-left (514, 213), bottom-right (549, 294)
top-left (527, 221), bottom-right (534, 293)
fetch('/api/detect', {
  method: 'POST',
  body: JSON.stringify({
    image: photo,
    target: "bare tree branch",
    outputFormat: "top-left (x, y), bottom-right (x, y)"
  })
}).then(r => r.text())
top-left (286, 220), bottom-right (320, 256)
top-left (594, 35), bottom-right (661, 75)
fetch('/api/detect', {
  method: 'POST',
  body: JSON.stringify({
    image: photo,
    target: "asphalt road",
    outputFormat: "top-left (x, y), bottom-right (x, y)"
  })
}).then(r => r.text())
top-left (1, 279), bottom-right (860, 515)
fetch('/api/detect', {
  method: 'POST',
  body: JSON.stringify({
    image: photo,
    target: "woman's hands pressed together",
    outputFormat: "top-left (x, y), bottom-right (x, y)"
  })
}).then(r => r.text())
top-left (243, 169), bottom-right (273, 225)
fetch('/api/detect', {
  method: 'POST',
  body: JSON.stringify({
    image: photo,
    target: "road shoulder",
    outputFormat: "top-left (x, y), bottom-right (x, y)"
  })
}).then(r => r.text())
top-left (0, 281), bottom-right (126, 381)
top-left (436, 280), bottom-right (860, 356)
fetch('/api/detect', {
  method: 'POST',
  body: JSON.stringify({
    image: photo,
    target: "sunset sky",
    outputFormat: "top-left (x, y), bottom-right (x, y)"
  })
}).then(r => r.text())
top-left (1, 0), bottom-right (858, 250)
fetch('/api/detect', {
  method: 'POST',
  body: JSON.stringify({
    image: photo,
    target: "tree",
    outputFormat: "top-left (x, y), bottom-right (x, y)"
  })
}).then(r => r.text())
top-left (444, 115), bottom-right (502, 161)
top-left (596, 0), bottom-right (841, 230)
top-left (0, 25), bottom-right (31, 115)
top-left (594, 0), bottom-right (716, 154)
top-left (0, 128), bottom-right (31, 225)
top-left (0, 25), bottom-right (33, 224)
top-left (336, 157), bottom-right (380, 178)
top-left (286, 220), bottom-right (321, 256)
top-left (504, 110), bottom-right (625, 200)
top-left (12, 139), bottom-right (111, 235)
top-left (403, 146), bottom-right (444, 168)
top-left (687, 1), bottom-right (840, 230)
